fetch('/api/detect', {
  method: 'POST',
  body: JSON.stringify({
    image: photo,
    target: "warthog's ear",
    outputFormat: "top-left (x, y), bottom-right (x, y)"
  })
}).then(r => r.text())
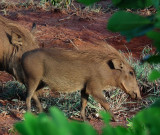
top-left (108, 59), bottom-right (123, 70)
top-left (11, 32), bottom-right (23, 46)
top-left (8, 23), bottom-right (24, 47)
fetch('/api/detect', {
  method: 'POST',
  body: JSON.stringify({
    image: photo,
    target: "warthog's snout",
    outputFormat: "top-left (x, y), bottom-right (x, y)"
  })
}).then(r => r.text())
top-left (136, 93), bottom-right (142, 100)
top-left (130, 91), bottom-right (142, 100)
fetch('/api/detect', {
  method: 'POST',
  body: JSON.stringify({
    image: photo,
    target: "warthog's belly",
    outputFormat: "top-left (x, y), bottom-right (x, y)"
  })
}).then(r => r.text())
top-left (42, 75), bottom-right (86, 92)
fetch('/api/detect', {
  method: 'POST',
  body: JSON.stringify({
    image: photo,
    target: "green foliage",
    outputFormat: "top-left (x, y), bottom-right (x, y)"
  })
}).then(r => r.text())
top-left (131, 108), bottom-right (160, 135)
top-left (149, 69), bottom-right (160, 81)
top-left (107, 0), bottom-right (160, 80)
top-left (112, 0), bottom-right (154, 9)
top-left (145, 55), bottom-right (160, 64)
top-left (77, 0), bottom-right (160, 80)
top-left (129, 99), bottom-right (160, 135)
top-left (147, 30), bottom-right (160, 52)
top-left (107, 11), bottom-right (155, 41)
top-left (0, 81), bottom-right (26, 99)
top-left (15, 107), bottom-right (97, 135)
top-left (107, 11), bottom-right (153, 33)
top-left (76, 0), bottom-right (100, 6)
top-left (15, 98), bottom-right (160, 135)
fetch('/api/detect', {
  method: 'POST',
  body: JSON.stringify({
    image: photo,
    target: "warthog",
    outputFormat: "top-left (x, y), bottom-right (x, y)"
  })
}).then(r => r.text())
top-left (21, 47), bottom-right (141, 121)
top-left (0, 15), bottom-right (39, 82)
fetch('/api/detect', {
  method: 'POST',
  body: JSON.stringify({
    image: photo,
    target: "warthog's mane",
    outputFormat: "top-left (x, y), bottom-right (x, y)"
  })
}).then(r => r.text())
top-left (37, 47), bottom-right (127, 64)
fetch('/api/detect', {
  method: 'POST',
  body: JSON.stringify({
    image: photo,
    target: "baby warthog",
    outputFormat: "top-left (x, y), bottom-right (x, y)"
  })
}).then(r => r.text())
top-left (22, 47), bottom-right (141, 121)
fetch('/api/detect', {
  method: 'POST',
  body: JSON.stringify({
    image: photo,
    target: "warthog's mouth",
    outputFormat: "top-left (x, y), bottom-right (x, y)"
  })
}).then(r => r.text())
top-left (130, 91), bottom-right (142, 100)
top-left (131, 92), bottom-right (137, 99)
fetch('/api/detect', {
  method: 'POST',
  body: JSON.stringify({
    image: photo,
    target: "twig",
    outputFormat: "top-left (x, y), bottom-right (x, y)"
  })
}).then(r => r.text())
top-left (58, 13), bottom-right (76, 22)
top-left (69, 39), bottom-right (79, 50)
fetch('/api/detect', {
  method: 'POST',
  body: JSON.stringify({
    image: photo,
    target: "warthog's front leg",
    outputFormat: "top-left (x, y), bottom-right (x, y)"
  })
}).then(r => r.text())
top-left (86, 82), bottom-right (116, 121)
top-left (90, 90), bottom-right (116, 121)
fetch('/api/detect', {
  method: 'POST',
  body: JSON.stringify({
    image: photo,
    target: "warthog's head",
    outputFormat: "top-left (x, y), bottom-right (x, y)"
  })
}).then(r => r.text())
top-left (108, 58), bottom-right (142, 100)
top-left (0, 15), bottom-right (39, 82)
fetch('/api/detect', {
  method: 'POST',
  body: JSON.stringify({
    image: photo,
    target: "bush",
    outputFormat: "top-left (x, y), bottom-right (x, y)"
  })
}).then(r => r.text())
top-left (0, 81), bottom-right (26, 100)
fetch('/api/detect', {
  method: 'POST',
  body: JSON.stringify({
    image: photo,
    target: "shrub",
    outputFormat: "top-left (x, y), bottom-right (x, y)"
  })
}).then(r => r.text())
top-left (0, 81), bottom-right (26, 100)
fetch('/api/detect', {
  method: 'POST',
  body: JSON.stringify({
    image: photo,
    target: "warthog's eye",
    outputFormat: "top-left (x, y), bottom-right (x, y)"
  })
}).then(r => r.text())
top-left (129, 71), bottom-right (134, 76)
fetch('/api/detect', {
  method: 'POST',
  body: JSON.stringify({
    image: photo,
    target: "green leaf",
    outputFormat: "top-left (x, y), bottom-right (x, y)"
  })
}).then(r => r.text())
top-left (152, 0), bottom-right (160, 9)
top-left (49, 107), bottom-right (68, 126)
top-left (37, 113), bottom-right (58, 135)
top-left (147, 31), bottom-right (160, 42)
top-left (112, 0), bottom-right (153, 9)
top-left (14, 123), bottom-right (29, 135)
top-left (15, 112), bottom-right (39, 135)
top-left (146, 55), bottom-right (160, 64)
top-left (49, 107), bottom-right (71, 135)
top-left (156, 10), bottom-right (160, 21)
top-left (132, 107), bottom-right (160, 135)
top-left (146, 31), bottom-right (160, 52)
top-left (102, 125), bottom-right (131, 135)
top-left (107, 11), bottom-right (152, 32)
top-left (150, 98), bottom-right (160, 108)
top-left (155, 11), bottom-right (160, 28)
top-left (149, 69), bottom-right (160, 81)
top-left (100, 111), bottom-right (111, 125)
top-left (121, 24), bottom-right (154, 41)
top-left (76, 0), bottom-right (100, 5)
top-left (14, 106), bottom-right (160, 135)
top-left (70, 121), bottom-right (97, 135)
top-left (24, 113), bottom-right (41, 135)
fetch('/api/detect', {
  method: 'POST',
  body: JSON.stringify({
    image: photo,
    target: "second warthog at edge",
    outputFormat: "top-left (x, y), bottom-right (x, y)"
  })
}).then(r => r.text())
top-left (21, 47), bottom-right (141, 121)
top-left (0, 15), bottom-right (39, 82)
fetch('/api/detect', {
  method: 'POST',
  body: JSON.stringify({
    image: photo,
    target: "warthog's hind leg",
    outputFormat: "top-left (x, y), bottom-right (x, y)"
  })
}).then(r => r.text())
top-left (32, 93), bottom-right (43, 112)
top-left (80, 89), bottom-right (89, 121)
top-left (26, 79), bottom-right (40, 112)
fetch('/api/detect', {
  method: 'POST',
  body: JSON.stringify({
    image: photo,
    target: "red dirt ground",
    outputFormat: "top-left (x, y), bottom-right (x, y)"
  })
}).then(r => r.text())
top-left (0, 1), bottom-right (153, 134)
